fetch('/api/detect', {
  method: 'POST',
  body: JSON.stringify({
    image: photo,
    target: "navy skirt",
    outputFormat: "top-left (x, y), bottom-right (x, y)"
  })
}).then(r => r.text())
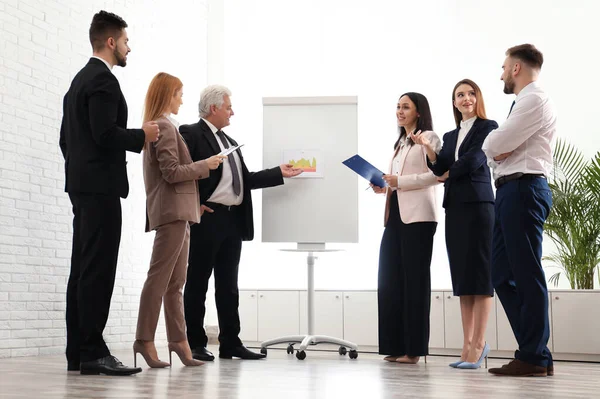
top-left (445, 202), bottom-right (494, 296)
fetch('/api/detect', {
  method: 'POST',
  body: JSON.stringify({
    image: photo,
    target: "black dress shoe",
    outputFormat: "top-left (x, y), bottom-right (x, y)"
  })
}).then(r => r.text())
top-left (219, 346), bottom-right (266, 360)
top-left (80, 355), bottom-right (142, 376)
top-left (67, 360), bottom-right (80, 371)
top-left (192, 347), bottom-right (215, 361)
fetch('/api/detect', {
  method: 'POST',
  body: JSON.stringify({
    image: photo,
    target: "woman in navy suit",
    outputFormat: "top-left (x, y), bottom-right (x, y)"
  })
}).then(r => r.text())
top-left (412, 79), bottom-right (497, 369)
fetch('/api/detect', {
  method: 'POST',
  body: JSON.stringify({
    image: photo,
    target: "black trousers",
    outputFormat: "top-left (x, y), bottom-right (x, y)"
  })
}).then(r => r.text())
top-left (378, 192), bottom-right (437, 356)
top-left (66, 193), bottom-right (121, 363)
top-left (184, 205), bottom-right (243, 350)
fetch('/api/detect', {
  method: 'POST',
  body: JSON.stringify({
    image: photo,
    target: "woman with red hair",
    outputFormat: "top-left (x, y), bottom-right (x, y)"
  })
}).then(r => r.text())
top-left (133, 73), bottom-right (224, 368)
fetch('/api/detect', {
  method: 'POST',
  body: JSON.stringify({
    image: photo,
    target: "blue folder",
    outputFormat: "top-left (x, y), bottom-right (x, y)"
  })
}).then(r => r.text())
top-left (342, 155), bottom-right (386, 188)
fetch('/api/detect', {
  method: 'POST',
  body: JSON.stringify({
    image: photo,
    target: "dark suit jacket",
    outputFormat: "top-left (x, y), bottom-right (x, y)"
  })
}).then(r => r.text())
top-left (59, 58), bottom-right (145, 198)
top-left (428, 118), bottom-right (498, 208)
top-left (179, 119), bottom-right (284, 241)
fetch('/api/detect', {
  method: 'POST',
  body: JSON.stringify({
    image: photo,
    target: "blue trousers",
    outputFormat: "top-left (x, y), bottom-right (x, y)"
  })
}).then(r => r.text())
top-left (491, 177), bottom-right (552, 367)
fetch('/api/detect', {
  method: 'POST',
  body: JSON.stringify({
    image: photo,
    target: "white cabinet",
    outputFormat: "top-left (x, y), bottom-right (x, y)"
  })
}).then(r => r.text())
top-left (496, 296), bottom-right (517, 351)
top-left (257, 290), bottom-right (300, 341)
top-left (443, 292), bottom-right (497, 350)
top-left (443, 293), bottom-right (463, 349)
top-left (496, 293), bottom-right (553, 352)
top-left (238, 290), bottom-right (258, 342)
top-left (299, 291), bottom-right (344, 338)
top-left (343, 291), bottom-right (378, 346)
top-left (551, 292), bottom-right (600, 354)
top-left (239, 289), bottom-right (600, 359)
top-left (429, 291), bottom-right (445, 349)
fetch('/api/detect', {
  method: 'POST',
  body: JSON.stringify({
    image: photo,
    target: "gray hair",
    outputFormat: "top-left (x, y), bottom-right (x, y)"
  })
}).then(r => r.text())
top-left (198, 85), bottom-right (232, 118)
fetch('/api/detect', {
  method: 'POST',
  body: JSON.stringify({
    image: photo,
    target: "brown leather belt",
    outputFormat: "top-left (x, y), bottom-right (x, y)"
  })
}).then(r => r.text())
top-left (494, 173), bottom-right (546, 189)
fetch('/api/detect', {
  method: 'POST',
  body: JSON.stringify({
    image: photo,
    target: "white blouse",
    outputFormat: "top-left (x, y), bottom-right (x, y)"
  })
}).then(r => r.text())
top-left (390, 136), bottom-right (408, 191)
top-left (455, 116), bottom-right (476, 160)
top-left (165, 114), bottom-right (180, 129)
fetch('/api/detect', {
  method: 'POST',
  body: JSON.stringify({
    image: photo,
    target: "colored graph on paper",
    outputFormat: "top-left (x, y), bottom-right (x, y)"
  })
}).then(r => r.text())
top-left (283, 149), bottom-right (324, 178)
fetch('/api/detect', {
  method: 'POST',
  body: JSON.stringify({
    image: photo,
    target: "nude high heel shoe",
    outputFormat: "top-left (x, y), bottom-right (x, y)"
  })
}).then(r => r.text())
top-left (133, 340), bottom-right (170, 368)
top-left (168, 341), bottom-right (204, 367)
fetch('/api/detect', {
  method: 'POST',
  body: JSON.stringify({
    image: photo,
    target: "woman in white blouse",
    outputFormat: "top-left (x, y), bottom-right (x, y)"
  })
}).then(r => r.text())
top-left (413, 79), bottom-right (498, 369)
top-left (371, 92), bottom-right (441, 364)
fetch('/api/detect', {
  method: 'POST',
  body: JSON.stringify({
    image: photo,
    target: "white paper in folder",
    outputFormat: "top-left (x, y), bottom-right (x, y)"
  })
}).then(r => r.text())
top-left (218, 144), bottom-right (244, 156)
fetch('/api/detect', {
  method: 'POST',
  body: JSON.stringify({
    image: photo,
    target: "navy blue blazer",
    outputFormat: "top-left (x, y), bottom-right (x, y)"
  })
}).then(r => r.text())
top-left (427, 118), bottom-right (498, 208)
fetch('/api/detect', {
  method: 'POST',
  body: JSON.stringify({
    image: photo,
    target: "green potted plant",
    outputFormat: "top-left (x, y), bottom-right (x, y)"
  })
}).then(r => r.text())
top-left (544, 139), bottom-right (600, 289)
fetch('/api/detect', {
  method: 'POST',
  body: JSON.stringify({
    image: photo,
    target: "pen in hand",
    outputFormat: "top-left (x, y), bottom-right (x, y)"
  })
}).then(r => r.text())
top-left (366, 183), bottom-right (386, 191)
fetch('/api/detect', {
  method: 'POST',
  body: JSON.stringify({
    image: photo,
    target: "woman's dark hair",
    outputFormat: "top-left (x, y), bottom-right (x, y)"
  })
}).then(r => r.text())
top-left (394, 92), bottom-right (433, 150)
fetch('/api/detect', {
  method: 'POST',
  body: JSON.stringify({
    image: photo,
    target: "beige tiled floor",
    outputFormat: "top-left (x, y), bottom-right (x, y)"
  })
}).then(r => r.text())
top-left (0, 346), bottom-right (599, 398)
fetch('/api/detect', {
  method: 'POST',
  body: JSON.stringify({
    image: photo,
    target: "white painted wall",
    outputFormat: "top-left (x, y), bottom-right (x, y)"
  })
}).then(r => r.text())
top-left (216, 0), bottom-right (600, 291)
top-left (1, 0), bottom-right (599, 358)
top-left (0, 0), bottom-right (208, 357)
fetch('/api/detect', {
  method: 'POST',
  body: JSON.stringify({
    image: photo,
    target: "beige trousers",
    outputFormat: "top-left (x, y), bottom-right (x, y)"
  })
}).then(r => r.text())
top-left (136, 220), bottom-right (190, 342)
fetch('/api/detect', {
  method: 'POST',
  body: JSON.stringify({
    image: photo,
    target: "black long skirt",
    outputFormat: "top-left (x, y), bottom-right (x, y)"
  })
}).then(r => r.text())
top-left (445, 202), bottom-right (494, 296)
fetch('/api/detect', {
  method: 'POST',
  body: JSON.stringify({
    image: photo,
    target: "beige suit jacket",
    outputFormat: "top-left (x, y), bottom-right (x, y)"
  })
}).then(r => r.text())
top-left (384, 130), bottom-right (442, 225)
top-left (144, 117), bottom-right (209, 232)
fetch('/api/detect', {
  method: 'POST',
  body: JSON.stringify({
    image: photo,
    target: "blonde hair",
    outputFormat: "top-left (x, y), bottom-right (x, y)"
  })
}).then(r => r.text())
top-left (143, 72), bottom-right (183, 123)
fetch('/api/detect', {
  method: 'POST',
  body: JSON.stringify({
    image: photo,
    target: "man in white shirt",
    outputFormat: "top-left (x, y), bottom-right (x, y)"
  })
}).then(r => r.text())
top-left (482, 44), bottom-right (556, 377)
top-left (179, 85), bottom-right (302, 361)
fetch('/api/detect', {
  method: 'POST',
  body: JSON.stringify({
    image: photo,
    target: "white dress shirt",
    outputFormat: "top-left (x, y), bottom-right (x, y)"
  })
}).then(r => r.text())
top-left (455, 116), bottom-right (477, 160)
top-left (482, 82), bottom-right (556, 180)
top-left (203, 118), bottom-right (244, 206)
top-left (91, 56), bottom-right (112, 71)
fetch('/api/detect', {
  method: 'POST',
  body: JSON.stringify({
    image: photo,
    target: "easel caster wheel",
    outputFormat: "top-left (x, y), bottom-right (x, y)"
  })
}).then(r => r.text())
top-left (349, 350), bottom-right (358, 359)
top-left (286, 345), bottom-right (294, 354)
top-left (338, 346), bottom-right (347, 355)
top-left (260, 347), bottom-right (267, 356)
top-left (296, 350), bottom-right (306, 360)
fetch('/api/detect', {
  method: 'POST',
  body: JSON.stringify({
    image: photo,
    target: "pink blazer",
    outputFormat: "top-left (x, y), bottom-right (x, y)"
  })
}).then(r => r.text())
top-left (384, 130), bottom-right (442, 225)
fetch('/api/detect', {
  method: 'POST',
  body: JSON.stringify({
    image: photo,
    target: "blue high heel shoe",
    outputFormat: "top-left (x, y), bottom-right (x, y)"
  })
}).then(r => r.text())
top-left (449, 360), bottom-right (464, 368)
top-left (456, 342), bottom-right (490, 369)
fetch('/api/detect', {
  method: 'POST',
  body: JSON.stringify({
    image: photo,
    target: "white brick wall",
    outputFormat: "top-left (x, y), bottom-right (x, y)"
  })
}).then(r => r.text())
top-left (0, 0), bottom-right (209, 358)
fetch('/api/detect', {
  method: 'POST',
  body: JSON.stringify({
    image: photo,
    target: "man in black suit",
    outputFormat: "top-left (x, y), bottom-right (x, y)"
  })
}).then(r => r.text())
top-left (180, 85), bottom-right (301, 360)
top-left (59, 10), bottom-right (159, 376)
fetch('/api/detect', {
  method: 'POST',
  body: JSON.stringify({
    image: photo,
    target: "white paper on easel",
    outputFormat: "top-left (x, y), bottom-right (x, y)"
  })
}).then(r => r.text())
top-left (219, 144), bottom-right (244, 156)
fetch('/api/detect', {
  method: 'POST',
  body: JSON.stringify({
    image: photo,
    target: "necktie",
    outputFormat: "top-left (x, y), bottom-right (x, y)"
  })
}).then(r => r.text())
top-left (216, 130), bottom-right (241, 196)
top-left (507, 100), bottom-right (516, 118)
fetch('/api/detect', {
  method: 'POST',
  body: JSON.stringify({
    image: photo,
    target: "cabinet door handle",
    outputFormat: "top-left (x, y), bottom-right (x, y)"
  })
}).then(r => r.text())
top-left (447, 296), bottom-right (452, 299)
top-left (250, 294), bottom-right (255, 298)
top-left (259, 295), bottom-right (264, 298)
top-left (555, 296), bottom-right (559, 300)
top-left (345, 296), bottom-right (350, 299)
top-left (335, 295), bottom-right (340, 299)
top-left (435, 295), bottom-right (440, 299)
